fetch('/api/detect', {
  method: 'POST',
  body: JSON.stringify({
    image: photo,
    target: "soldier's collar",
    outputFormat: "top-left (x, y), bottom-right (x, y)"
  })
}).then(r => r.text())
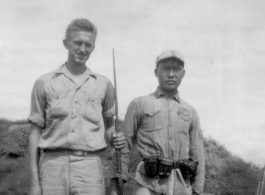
top-left (55, 63), bottom-right (97, 79)
top-left (155, 87), bottom-right (180, 102)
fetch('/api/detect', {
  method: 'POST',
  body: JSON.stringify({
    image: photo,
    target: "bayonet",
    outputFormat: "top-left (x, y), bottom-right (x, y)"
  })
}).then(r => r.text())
top-left (113, 48), bottom-right (123, 195)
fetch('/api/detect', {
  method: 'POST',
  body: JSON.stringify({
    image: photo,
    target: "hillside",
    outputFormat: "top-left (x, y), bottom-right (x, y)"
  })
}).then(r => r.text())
top-left (0, 118), bottom-right (264, 195)
top-left (203, 138), bottom-right (263, 194)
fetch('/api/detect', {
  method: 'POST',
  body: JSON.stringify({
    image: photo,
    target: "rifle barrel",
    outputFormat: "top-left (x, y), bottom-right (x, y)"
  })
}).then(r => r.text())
top-left (113, 48), bottom-right (119, 124)
top-left (112, 48), bottom-right (123, 195)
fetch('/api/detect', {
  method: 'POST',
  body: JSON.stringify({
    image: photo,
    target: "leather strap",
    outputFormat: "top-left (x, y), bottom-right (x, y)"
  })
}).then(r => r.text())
top-left (143, 158), bottom-right (181, 169)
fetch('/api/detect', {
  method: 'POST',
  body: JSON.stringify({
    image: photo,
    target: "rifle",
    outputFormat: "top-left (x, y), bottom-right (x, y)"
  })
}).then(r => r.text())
top-left (113, 48), bottom-right (123, 195)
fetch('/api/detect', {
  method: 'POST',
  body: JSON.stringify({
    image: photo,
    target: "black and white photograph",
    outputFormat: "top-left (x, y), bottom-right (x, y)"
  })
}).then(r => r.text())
top-left (0, 1), bottom-right (265, 195)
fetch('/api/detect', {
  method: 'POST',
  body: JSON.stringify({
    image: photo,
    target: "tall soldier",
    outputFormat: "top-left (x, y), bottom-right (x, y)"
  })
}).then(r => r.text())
top-left (110, 49), bottom-right (205, 195)
top-left (28, 19), bottom-right (125, 195)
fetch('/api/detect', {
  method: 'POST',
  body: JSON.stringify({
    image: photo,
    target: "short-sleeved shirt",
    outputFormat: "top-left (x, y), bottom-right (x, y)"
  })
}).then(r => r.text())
top-left (28, 64), bottom-right (115, 151)
top-left (110, 87), bottom-right (204, 194)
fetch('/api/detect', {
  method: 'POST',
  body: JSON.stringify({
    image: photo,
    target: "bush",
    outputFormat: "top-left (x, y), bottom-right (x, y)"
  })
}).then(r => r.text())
top-left (0, 123), bottom-right (30, 157)
top-left (0, 156), bottom-right (30, 195)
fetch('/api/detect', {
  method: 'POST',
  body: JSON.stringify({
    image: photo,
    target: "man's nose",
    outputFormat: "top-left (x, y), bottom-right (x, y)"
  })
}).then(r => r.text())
top-left (79, 44), bottom-right (86, 53)
top-left (168, 69), bottom-right (175, 77)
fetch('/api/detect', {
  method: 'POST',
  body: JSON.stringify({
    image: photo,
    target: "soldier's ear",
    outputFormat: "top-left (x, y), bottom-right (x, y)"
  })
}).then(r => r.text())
top-left (63, 39), bottom-right (68, 49)
top-left (154, 68), bottom-right (158, 77)
top-left (182, 69), bottom-right (186, 79)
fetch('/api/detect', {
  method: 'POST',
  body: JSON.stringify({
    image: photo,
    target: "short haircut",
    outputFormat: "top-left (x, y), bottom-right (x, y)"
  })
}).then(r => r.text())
top-left (65, 18), bottom-right (97, 40)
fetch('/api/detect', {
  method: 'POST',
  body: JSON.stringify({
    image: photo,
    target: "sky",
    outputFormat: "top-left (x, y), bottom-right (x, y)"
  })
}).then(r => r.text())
top-left (0, 0), bottom-right (265, 167)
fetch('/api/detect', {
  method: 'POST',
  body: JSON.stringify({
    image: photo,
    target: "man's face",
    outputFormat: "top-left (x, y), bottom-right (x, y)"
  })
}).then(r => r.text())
top-left (63, 31), bottom-right (96, 66)
top-left (155, 58), bottom-right (185, 94)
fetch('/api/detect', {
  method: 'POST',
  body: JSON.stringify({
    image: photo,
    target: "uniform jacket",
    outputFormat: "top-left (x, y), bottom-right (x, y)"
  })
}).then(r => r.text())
top-left (28, 64), bottom-right (115, 151)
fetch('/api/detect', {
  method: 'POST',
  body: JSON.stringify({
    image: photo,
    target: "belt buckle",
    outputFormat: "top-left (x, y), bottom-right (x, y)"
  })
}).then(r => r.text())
top-left (74, 150), bottom-right (84, 156)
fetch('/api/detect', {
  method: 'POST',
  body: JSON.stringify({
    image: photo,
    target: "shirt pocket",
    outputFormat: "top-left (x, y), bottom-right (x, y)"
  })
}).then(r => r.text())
top-left (177, 113), bottom-right (191, 137)
top-left (46, 90), bottom-right (70, 119)
top-left (81, 91), bottom-right (102, 125)
top-left (143, 108), bottom-right (162, 131)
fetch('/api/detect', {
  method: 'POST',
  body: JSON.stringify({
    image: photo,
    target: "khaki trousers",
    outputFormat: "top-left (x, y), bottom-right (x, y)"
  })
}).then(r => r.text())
top-left (133, 169), bottom-right (192, 195)
top-left (39, 151), bottom-right (105, 195)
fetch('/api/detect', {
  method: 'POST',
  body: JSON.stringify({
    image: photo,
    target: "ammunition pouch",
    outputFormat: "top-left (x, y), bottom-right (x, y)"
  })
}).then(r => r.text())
top-left (158, 158), bottom-right (174, 179)
top-left (143, 158), bottom-right (198, 181)
top-left (143, 158), bottom-right (174, 179)
top-left (144, 157), bottom-right (159, 178)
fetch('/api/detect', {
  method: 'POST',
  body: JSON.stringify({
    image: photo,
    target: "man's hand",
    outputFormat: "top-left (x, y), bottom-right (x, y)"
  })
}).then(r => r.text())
top-left (179, 159), bottom-right (198, 181)
top-left (110, 132), bottom-right (126, 149)
top-left (182, 159), bottom-right (198, 175)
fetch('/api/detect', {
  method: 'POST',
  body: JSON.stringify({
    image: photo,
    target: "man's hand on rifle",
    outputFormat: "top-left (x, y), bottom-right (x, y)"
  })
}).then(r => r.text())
top-left (110, 132), bottom-right (126, 149)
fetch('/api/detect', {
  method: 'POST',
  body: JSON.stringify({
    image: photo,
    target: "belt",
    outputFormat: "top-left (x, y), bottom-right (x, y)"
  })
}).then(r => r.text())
top-left (43, 148), bottom-right (105, 156)
top-left (143, 158), bottom-right (181, 169)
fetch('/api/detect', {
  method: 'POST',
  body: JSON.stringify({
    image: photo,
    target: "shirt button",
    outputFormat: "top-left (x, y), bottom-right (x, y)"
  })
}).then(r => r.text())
top-left (71, 129), bottom-right (75, 132)
top-left (168, 124), bottom-right (172, 127)
top-left (75, 101), bottom-right (78, 104)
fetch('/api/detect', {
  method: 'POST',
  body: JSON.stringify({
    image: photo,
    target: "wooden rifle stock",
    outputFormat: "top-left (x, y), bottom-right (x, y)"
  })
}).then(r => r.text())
top-left (113, 48), bottom-right (123, 195)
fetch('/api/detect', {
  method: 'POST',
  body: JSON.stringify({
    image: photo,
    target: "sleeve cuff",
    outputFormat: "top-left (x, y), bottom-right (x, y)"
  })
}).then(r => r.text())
top-left (103, 106), bottom-right (115, 118)
top-left (193, 189), bottom-right (202, 195)
top-left (28, 113), bottom-right (45, 128)
top-left (192, 182), bottom-right (204, 194)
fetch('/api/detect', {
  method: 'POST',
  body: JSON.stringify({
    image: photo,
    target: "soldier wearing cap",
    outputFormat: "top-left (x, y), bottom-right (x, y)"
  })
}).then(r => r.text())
top-left (110, 50), bottom-right (205, 195)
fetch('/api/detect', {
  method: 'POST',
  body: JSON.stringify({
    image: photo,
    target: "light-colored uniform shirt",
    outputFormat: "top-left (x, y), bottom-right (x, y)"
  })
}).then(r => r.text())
top-left (111, 88), bottom-right (205, 194)
top-left (28, 64), bottom-right (115, 151)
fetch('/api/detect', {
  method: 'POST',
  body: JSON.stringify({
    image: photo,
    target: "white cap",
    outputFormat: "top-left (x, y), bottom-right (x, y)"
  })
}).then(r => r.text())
top-left (156, 49), bottom-right (185, 66)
